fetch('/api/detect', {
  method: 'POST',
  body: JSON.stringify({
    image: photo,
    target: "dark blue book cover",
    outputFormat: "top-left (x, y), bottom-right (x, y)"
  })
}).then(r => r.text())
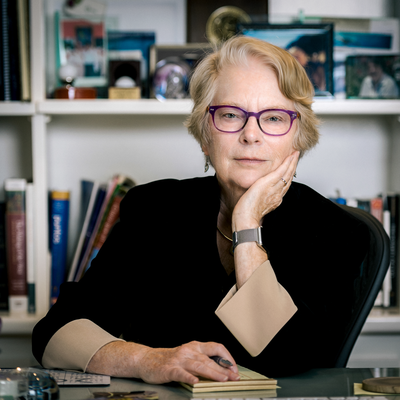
top-left (50, 191), bottom-right (70, 305)
top-left (73, 185), bottom-right (107, 281)
top-left (0, 201), bottom-right (9, 311)
top-left (6, 0), bottom-right (20, 100)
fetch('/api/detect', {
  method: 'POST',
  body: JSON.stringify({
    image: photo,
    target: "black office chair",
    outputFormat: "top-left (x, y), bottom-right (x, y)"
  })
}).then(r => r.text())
top-left (333, 204), bottom-right (390, 367)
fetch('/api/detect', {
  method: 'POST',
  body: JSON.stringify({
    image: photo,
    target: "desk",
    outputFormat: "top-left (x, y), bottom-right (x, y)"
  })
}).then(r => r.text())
top-left (59, 368), bottom-right (400, 400)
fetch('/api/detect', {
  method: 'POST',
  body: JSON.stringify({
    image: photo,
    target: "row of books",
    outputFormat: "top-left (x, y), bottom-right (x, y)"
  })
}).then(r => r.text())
top-left (0, 0), bottom-right (30, 101)
top-left (63, 174), bottom-right (135, 298)
top-left (0, 174), bottom-right (135, 314)
top-left (330, 193), bottom-right (399, 308)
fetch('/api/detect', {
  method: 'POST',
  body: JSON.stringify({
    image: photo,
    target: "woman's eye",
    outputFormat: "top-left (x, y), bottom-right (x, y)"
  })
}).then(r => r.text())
top-left (223, 113), bottom-right (238, 119)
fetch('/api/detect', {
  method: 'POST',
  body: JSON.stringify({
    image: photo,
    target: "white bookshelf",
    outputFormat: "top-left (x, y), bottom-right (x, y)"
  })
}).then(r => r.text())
top-left (1, 0), bottom-right (400, 348)
top-left (35, 98), bottom-right (400, 116)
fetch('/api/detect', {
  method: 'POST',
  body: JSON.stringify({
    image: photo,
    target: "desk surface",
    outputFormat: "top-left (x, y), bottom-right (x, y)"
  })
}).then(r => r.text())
top-left (59, 368), bottom-right (400, 400)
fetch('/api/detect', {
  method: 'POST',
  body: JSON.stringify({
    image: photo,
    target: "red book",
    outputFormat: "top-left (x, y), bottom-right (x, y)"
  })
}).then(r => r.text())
top-left (370, 197), bottom-right (383, 223)
top-left (5, 178), bottom-right (28, 314)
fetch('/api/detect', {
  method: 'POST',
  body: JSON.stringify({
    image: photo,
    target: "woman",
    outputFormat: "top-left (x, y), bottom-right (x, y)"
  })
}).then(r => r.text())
top-left (32, 36), bottom-right (368, 383)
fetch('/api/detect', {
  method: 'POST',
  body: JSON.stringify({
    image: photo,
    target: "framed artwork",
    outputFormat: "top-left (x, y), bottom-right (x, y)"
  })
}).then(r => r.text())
top-left (56, 15), bottom-right (107, 88)
top-left (238, 23), bottom-right (334, 97)
top-left (345, 55), bottom-right (400, 99)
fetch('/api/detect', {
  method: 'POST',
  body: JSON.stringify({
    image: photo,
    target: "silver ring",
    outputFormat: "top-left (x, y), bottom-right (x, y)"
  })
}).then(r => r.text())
top-left (281, 178), bottom-right (288, 186)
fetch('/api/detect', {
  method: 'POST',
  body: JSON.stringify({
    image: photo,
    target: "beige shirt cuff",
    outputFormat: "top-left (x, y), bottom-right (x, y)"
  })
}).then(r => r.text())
top-left (215, 260), bottom-right (298, 357)
top-left (42, 319), bottom-right (124, 371)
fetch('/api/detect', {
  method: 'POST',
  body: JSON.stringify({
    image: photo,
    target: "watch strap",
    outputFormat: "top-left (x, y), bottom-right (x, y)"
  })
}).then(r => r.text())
top-left (232, 227), bottom-right (264, 252)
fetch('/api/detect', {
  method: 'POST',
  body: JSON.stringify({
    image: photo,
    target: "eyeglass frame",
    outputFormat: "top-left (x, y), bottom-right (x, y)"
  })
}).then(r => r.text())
top-left (207, 105), bottom-right (300, 136)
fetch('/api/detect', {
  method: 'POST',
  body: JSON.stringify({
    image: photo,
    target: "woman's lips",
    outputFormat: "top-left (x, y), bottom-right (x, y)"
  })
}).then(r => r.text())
top-left (235, 158), bottom-right (265, 163)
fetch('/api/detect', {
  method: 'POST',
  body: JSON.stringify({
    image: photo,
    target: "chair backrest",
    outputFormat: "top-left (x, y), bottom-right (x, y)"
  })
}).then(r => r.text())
top-left (334, 204), bottom-right (390, 367)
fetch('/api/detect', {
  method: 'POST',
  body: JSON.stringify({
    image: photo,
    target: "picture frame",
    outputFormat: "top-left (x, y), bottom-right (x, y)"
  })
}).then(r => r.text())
top-left (345, 54), bottom-right (400, 99)
top-left (237, 23), bottom-right (334, 97)
top-left (56, 15), bottom-right (107, 88)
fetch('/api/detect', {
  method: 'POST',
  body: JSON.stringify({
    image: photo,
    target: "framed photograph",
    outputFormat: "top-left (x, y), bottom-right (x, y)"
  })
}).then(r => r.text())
top-left (56, 16), bottom-right (107, 88)
top-left (237, 23), bottom-right (334, 97)
top-left (345, 55), bottom-right (400, 99)
top-left (149, 44), bottom-right (213, 98)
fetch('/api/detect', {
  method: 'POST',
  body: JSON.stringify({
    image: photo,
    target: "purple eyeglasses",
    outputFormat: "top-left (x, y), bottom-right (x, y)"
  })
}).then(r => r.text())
top-left (207, 105), bottom-right (300, 136)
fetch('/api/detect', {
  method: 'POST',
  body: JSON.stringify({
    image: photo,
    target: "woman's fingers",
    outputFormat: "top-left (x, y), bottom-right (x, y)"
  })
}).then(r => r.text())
top-left (138, 341), bottom-right (239, 385)
top-left (272, 151), bottom-right (299, 189)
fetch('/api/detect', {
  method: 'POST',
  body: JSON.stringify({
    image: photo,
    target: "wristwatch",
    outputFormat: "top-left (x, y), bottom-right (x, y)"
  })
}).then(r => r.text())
top-left (232, 227), bottom-right (265, 253)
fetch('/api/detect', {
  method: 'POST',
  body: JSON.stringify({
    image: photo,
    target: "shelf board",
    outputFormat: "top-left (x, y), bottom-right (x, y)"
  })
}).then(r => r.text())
top-left (35, 98), bottom-right (400, 116)
top-left (0, 313), bottom-right (45, 335)
top-left (36, 99), bottom-right (193, 115)
top-left (312, 99), bottom-right (400, 115)
top-left (362, 308), bottom-right (400, 333)
top-left (0, 102), bottom-right (35, 116)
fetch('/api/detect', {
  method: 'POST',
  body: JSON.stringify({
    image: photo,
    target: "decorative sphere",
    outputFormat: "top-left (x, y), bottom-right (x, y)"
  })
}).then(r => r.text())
top-left (58, 64), bottom-right (78, 83)
top-left (115, 76), bottom-right (136, 88)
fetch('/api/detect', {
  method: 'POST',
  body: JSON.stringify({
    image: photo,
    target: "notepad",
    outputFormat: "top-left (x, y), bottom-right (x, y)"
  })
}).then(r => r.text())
top-left (180, 365), bottom-right (277, 393)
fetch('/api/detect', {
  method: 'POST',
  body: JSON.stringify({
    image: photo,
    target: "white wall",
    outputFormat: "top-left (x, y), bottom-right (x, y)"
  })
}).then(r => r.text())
top-left (269, 0), bottom-right (392, 20)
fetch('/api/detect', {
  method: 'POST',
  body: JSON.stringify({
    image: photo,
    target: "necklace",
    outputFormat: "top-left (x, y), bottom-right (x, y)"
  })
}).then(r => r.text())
top-left (217, 226), bottom-right (232, 242)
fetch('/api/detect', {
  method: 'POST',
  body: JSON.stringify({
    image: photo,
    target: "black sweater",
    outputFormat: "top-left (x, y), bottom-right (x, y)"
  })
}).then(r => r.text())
top-left (32, 176), bottom-right (368, 377)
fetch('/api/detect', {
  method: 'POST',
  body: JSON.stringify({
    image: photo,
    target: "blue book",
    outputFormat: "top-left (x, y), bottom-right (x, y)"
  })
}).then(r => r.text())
top-left (50, 191), bottom-right (70, 305)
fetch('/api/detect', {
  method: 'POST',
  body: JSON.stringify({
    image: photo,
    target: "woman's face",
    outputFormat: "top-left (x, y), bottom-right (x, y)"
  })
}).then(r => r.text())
top-left (202, 56), bottom-right (297, 197)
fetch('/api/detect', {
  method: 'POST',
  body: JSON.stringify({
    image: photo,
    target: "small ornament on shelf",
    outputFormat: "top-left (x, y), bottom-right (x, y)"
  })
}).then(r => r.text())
top-left (54, 64), bottom-right (97, 99)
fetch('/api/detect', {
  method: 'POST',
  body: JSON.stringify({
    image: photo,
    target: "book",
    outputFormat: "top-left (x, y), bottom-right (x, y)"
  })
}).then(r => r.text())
top-left (384, 193), bottom-right (399, 307)
top-left (17, 0), bottom-right (30, 101)
top-left (0, 0), bottom-right (4, 101)
top-left (370, 197), bottom-right (384, 223)
top-left (72, 184), bottom-right (107, 281)
top-left (382, 209), bottom-right (391, 308)
top-left (6, 0), bottom-right (21, 100)
top-left (49, 190), bottom-right (70, 305)
top-left (180, 365), bottom-right (278, 393)
top-left (4, 178), bottom-right (27, 314)
top-left (68, 180), bottom-right (100, 282)
top-left (26, 182), bottom-right (35, 313)
top-left (370, 197), bottom-right (384, 307)
top-left (1, 0), bottom-right (10, 100)
top-left (84, 175), bottom-right (135, 274)
top-left (0, 201), bottom-right (9, 311)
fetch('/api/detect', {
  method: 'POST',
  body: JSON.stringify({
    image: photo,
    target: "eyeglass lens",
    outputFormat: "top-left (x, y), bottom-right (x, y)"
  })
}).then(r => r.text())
top-left (213, 106), bottom-right (293, 135)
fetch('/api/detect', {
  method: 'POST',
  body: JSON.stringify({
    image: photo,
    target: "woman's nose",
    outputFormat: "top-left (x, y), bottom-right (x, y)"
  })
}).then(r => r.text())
top-left (240, 116), bottom-right (263, 144)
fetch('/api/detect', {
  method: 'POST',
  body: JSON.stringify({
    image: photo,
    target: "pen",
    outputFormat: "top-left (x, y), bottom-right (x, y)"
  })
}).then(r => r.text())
top-left (210, 356), bottom-right (233, 368)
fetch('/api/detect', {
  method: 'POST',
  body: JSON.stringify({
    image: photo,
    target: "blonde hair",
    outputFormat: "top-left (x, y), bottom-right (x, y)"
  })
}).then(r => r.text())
top-left (184, 35), bottom-right (320, 157)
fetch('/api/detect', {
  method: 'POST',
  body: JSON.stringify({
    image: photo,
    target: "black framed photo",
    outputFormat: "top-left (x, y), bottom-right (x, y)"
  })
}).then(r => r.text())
top-left (345, 54), bottom-right (400, 99)
top-left (237, 23), bottom-right (334, 97)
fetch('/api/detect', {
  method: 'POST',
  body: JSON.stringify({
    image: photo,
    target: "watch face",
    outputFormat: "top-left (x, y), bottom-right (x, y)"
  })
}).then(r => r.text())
top-left (206, 6), bottom-right (252, 46)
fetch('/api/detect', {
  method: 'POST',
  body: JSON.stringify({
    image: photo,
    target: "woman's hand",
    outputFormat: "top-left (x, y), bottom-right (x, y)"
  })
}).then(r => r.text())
top-left (231, 151), bottom-right (299, 287)
top-left (87, 340), bottom-right (239, 385)
top-left (232, 151), bottom-right (300, 232)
